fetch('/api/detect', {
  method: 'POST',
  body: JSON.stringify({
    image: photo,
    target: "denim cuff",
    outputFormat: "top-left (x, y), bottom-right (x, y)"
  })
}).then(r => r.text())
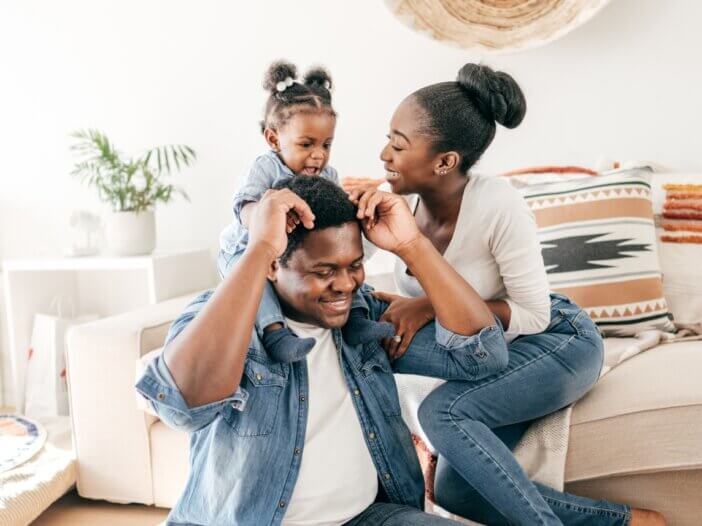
top-left (135, 355), bottom-right (248, 429)
top-left (232, 193), bottom-right (262, 220)
top-left (434, 317), bottom-right (504, 350)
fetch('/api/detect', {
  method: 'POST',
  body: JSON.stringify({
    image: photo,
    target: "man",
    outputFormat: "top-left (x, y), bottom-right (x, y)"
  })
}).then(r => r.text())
top-left (136, 176), bottom-right (508, 525)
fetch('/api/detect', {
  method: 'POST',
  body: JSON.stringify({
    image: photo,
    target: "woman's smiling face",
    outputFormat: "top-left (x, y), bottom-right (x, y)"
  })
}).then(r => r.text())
top-left (380, 96), bottom-right (439, 195)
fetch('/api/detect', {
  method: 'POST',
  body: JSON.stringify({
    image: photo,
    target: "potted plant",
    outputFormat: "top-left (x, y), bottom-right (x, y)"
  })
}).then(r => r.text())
top-left (70, 129), bottom-right (196, 256)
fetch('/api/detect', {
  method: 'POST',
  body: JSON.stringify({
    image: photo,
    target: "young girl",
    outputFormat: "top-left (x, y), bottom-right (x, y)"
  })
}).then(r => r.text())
top-left (218, 60), bottom-right (393, 363)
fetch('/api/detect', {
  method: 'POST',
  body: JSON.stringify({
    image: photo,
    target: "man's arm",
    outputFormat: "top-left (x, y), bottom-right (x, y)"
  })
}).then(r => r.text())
top-left (163, 243), bottom-right (275, 407)
top-left (163, 189), bottom-right (315, 408)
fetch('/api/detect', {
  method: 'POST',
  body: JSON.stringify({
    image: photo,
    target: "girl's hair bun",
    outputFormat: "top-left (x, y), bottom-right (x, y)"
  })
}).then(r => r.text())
top-left (303, 67), bottom-right (332, 91)
top-left (263, 60), bottom-right (298, 93)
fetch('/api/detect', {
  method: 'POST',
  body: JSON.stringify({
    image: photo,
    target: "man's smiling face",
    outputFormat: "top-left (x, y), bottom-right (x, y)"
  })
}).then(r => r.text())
top-left (270, 222), bottom-right (365, 329)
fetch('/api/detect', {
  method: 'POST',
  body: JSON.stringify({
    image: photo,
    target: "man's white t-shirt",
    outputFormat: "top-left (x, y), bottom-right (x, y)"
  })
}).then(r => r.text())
top-left (282, 318), bottom-right (378, 526)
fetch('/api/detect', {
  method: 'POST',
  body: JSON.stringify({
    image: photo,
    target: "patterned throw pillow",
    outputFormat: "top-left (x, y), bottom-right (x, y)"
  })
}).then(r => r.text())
top-left (651, 174), bottom-right (702, 327)
top-left (519, 168), bottom-right (675, 336)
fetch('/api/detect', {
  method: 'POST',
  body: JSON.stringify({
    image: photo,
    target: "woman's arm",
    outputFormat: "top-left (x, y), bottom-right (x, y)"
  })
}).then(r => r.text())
top-left (486, 300), bottom-right (512, 330)
top-left (358, 189), bottom-right (493, 336)
top-left (488, 181), bottom-right (551, 335)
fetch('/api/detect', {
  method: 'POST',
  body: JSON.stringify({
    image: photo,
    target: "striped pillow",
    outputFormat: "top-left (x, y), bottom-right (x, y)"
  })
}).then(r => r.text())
top-left (520, 168), bottom-right (674, 336)
top-left (651, 175), bottom-right (702, 326)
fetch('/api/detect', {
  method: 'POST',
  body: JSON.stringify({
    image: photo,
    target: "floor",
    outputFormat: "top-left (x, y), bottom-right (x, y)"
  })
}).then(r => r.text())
top-left (32, 490), bottom-right (169, 525)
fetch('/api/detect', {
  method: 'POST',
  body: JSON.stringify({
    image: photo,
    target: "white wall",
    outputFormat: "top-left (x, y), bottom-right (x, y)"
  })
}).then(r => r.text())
top-left (2, 0), bottom-right (702, 261)
top-left (1, 0), bottom-right (702, 401)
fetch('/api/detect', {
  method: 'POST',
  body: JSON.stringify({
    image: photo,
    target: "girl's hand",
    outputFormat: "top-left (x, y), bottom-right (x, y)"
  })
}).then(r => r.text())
top-left (354, 189), bottom-right (422, 254)
top-left (374, 291), bottom-right (435, 360)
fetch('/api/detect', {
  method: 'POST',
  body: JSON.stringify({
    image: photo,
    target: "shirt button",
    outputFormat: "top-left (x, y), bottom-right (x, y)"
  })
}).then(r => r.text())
top-left (294, 448), bottom-right (302, 455)
top-left (353, 389), bottom-right (360, 396)
top-left (157, 393), bottom-right (165, 401)
top-left (255, 373), bottom-right (263, 381)
top-left (300, 394), bottom-right (306, 402)
top-left (384, 473), bottom-right (391, 480)
top-left (279, 500), bottom-right (286, 508)
top-left (368, 432), bottom-right (376, 440)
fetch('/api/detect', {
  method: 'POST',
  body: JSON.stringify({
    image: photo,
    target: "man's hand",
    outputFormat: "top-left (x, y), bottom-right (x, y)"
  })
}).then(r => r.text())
top-left (248, 189), bottom-right (315, 258)
top-left (374, 292), bottom-right (435, 360)
top-left (352, 188), bottom-right (421, 254)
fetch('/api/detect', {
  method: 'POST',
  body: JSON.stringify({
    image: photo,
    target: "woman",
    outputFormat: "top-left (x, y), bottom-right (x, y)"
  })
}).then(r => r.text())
top-left (352, 63), bottom-right (665, 525)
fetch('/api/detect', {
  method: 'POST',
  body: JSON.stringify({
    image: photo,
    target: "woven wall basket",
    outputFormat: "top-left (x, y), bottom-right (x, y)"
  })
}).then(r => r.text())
top-left (384, 0), bottom-right (611, 53)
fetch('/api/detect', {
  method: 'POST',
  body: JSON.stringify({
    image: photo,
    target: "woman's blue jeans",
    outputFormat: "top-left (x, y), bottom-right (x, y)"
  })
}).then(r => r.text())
top-left (418, 294), bottom-right (631, 525)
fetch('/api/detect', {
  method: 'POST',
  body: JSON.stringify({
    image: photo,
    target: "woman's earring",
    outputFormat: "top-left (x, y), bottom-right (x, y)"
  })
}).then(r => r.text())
top-left (439, 169), bottom-right (446, 176)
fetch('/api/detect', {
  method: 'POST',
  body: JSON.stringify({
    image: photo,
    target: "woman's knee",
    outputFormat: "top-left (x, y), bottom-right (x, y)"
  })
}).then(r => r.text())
top-left (418, 387), bottom-right (450, 438)
top-left (418, 383), bottom-right (480, 440)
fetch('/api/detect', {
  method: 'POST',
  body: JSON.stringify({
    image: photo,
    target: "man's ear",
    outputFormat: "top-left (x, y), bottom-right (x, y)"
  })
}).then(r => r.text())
top-left (263, 128), bottom-right (280, 152)
top-left (267, 258), bottom-right (279, 282)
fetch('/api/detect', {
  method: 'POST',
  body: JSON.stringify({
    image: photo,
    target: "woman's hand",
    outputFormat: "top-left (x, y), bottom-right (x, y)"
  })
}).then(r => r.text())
top-left (350, 187), bottom-right (422, 254)
top-left (374, 292), bottom-right (435, 360)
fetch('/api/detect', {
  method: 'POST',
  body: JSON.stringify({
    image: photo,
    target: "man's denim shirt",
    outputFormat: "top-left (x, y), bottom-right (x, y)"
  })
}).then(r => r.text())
top-left (135, 285), bottom-right (508, 526)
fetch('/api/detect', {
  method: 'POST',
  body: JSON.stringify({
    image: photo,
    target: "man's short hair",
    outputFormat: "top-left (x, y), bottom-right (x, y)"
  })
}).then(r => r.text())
top-left (274, 176), bottom-right (358, 266)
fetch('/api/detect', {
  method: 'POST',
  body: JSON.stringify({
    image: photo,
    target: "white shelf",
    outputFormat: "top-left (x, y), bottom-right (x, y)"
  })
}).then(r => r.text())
top-left (2, 250), bottom-right (206, 272)
top-left (2, 249), bottom-right (217, 412)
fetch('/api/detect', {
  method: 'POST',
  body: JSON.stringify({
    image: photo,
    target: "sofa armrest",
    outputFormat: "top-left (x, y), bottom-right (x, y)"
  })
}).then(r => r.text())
top-left (66, 292), bottom-right (202, 505)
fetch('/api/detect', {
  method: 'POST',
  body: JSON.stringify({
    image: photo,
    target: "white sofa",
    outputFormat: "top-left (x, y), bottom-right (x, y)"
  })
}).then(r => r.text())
top-left (66, 272), bottom-right (702, 525)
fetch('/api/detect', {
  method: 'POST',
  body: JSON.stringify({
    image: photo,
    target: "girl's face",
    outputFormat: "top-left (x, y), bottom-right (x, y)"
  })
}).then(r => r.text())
top-left (267, 111), bottom-right (336, 176)
top-left (380, 97), bottom-right (440, 195)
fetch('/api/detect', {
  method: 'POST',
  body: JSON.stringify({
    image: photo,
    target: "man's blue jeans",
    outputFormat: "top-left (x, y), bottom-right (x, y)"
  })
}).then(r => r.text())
top-left (418, 294), bottom-right (632, 525)
top-left (344, 503), bottom-right (462, 525)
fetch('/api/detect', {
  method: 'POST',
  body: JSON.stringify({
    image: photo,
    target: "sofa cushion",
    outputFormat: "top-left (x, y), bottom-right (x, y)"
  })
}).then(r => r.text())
top-left (149, 420), bottom-right (190, 509)
top-left (518, 168), bottom-right (674, 336)
top-left (566, 339), bottom-right (702, 483)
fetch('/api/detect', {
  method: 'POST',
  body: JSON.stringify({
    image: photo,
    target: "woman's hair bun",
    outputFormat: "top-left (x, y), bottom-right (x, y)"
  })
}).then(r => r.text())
top-left (263, 60), bottom-right (298, 93)
top-left (303, 67), bottom-right (332, 91)
top-left (456, 63), bottom-right (526, 129)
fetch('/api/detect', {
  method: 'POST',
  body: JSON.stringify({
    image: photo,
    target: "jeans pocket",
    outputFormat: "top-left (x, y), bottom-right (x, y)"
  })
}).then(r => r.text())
top-left (223, 359), bottom-right (286, 437)
top-left (559, 307), bottom-right (600, 337)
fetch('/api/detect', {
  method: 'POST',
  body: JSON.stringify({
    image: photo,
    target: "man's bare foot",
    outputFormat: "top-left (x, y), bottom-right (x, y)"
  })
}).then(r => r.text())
top-left (631, 508), bottom-right (666, 525)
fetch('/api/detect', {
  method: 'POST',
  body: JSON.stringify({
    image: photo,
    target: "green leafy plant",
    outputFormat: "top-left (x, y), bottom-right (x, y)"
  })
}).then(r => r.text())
top-left (70, 129), bottom-right (197, 213)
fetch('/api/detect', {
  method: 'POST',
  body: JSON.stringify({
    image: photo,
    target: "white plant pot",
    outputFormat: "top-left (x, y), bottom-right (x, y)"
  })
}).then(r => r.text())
top-left (106, 210), bottom-right (156, 256)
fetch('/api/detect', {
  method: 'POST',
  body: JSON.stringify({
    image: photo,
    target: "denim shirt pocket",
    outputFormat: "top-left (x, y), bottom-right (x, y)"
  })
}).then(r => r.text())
top-left (222, 358), bottom-right (287, 437)
top-left (361, 345), bottom-right (402, 417)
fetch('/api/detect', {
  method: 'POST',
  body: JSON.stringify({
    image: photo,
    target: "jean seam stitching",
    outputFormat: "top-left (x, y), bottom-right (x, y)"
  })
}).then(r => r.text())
top-left (543, 494), bottom-right (631, 520)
